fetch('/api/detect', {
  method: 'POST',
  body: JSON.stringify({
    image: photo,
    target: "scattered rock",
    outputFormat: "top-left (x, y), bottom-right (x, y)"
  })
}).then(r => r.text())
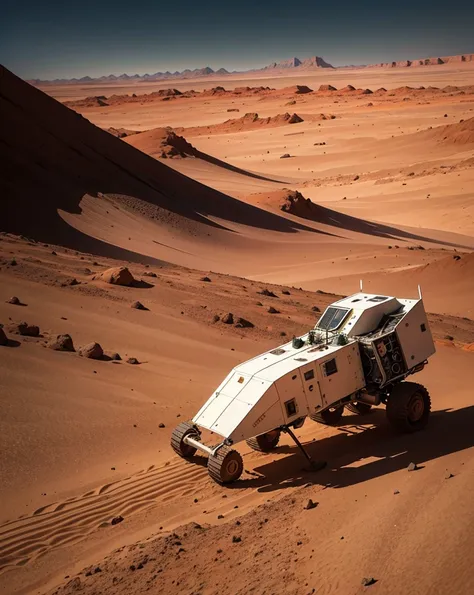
top-left (305, 499), bottom-right (318, 510)
top-left (353, 175), bottom-right (360, 181)
top-left (200, 276), bottom-right (212, 282)
top-left (9, 259), bottom-right (17, 266)
top-left (393, 489), bottom-right (400, 495)
top-left (445, 472), bottom-right (454, 479)
top-left (361, 577), bottom-right (377, 587)
top-left (268, 306), bottom-right (280, 314)
top-left (256, 301), bottom-right (263, 306)
top-left (111, 516), bottom-right (124, 525)
top-left (6, 296), bottom-right (21, 305)
top-left (47, 334), bottom-right (75, 352)
top-left (8, 322), bottom-right (40, 337)
top-left (222, 313), bottom-right (234, 325)
top-left (235, 317), bottom-right (254, 328)
top-left (94, 266), bottom-right (135, 286)
top-left (280, 331), bottom-right (287, 337)
top-left (258, 288), bottom-right (278, 298)
top-left (311, 306), bottom-right (321, 312)
top-left (217, 514), bottom-right (224, 519)
top-left (453, 255), bottom-right (461, 261)
top-left (107, 352), bottom-right (122, 361)
top-left (314, 142), bottom-right (326, 146)
top-left (127, 357), bottom-right (140, 365)
top-left (282, 289), bottom-right (291, 295)
top-left (62, 278), bottom-right (80, 286)
top-left (232, 536), bottom-right (242, 543)
top-left (444, 335), bottom-right (454, 341)
top-left (280, 153), bottom-right (291, 159)
top-left (0, 327), bottom-right (8, 346)
top-left (212, 314), bottom-right (220, 323)
top-left (407, 462), bottom-right (418, 472)
top-left (78, 342), bottom-right (103, 359)
top-left (159, 423), bottom-right (165, 428)
top-left (143, 271), bottom-right (157, 277)
top-left (131, 301), bottom-right (148, 311)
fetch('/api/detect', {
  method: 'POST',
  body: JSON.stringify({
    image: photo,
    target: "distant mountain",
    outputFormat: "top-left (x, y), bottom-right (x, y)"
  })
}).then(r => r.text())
top-left (262, 56), bottom-right (334, 70)
top-left (365, 53), bottom-right (474, 69)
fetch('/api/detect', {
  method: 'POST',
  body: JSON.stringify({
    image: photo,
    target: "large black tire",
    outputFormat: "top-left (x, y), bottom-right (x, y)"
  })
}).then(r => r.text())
top-left (171, 421), bottom-right (200, 458)
top-left (346, 402), bottom-right (373, 415)
top-left (386, 382), bottom-right (431, 433)
top-left (310, 405), bottom-right (344, 425)
top-left (208, 446), bottom-right (243, 484)
top-left (246, 429), bottom-right (281, 452)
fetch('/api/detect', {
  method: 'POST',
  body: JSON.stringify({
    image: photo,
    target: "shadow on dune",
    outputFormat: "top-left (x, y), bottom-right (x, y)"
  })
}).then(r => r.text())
top-left (289, 199), bottom-right (470, 248)
top-left (225, 405), bottom-right (474, 491)
top-left (0, 65), bottom-right (322, 257)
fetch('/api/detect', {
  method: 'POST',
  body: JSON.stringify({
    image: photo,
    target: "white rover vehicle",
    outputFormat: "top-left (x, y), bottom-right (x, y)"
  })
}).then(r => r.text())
top-left (171, 291), bottom-right (435, 484)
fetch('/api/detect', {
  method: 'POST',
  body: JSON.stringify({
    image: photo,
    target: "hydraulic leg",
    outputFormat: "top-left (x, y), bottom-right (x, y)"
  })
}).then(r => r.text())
top-left (282, 426), bottom-right (327, 471)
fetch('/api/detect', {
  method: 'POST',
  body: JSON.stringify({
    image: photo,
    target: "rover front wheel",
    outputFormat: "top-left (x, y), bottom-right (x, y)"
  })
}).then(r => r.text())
top-left (171, 421), bottom-right (200, 458)
top-left (246, 429), bottom-right (281, 452)
top-left (208, 446), bottom-right (243, 484)
top-left (386, 382), bottom-right (431, 433)
top-left (310, 406), bottom-right (344, 425)
top-left (346, 402), bottom-right (372, 415)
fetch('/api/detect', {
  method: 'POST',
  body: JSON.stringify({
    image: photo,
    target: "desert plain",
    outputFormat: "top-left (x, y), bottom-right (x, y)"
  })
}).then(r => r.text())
top-left (1, 58), bottom-right (474, 595)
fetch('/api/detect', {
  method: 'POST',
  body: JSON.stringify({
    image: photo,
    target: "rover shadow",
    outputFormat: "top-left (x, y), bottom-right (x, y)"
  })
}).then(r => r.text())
top-left (234, 406), bottom-right (474, 493)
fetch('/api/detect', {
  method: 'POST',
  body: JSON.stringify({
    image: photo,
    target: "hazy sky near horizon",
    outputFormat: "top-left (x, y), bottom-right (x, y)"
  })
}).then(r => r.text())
top-left (2, 0), bottom-right (474, 79)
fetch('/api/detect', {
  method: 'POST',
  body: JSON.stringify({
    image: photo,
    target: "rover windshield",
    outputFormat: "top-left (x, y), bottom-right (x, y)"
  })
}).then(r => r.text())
top-left (316, 306), bottom-right (350, 332)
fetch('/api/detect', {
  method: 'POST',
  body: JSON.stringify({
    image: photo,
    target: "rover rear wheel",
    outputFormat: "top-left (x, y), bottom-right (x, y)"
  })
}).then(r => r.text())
top-left (310, 405), bottom-right (344, 425)
top-left (208, 446), bottom-right (243, 484)
top-left (386, 382), bottom-right (431, 433)
top-left (246, 429), bottom-right (281, 452)
top-left (171, 421), bottom-right (200, 459)
top-left (346, 402), bottom-right (373, 415)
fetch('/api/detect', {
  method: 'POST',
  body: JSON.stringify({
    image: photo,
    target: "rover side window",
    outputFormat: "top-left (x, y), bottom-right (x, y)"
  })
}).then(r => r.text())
top-left (323, 358), bottom-right (338, 376)
top-left (317, 306), bottom-right (350, 331)
top-left (304, 369), bottom-right (315, 381)
top-left (285, 399), bottom-right (298, 417)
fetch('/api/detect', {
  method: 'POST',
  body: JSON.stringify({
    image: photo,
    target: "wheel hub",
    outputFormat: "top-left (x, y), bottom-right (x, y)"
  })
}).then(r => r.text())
top-left (226, 459), bottom-right (239, 475)
top-left (408, 394), bottom-right (424, 421)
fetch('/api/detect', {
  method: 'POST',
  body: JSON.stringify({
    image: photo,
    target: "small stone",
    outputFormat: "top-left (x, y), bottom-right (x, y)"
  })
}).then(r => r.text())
top-left (353, 175), bottom-right (360, 181)
top-left (158, 423), bottom-right (165, 428)
top-left (47, 334), bottom-right (75, 352)
top-left (78, 342), bottom-right (103, 359)
top-left (108, 352), bottom-right (121, 361)
top-left (394, 489), bottom-right (400, 495)
top-left (311, 306), bottom-right (321, 312)
top-left (361, 577), bottom-right (377, 586)
top-left (111, 516), bottom-right (124, 525)
top-left (258, 288), bottom-right (278, 298)
top-left (94, 567), bottom-right (102, 573)
top-left (280, 153), bottom-right (291, 159)
top-left (217, 514), bottom-right (224, 519)
top-left (268, 306), bottom-right (280, 314)
top-left (235, 317), bottom-right (254, 328)
top-left (127, 357), bottom-right (140, 365)
top-left (232, 536), bottom-right (241, 543)
top-left (222, 313), bottom-right (234, 325)
top-left (8, 322), bottom-right (40, 337)
top-left (407, 462), bottom-right (418, 472)
top-left (143, 271), bottom-right (157, 277)
top-left (212, 314), bottom-right (220, 323)
top-left (282, 289), bottom-right (290, 295)
top-left (444, 334), bottom-right (454, 341)
top-left (9, 259), bottom-right (18, 266)
top-left (445, 472), bottom-right (454, 479)
top-left (7, 296), bottom-right (21, 305)
top-left (280, 331), bottom-right (287, 337)
top-left (200, 276), bottom-right (211, 282)
top-left (194, 498), bottom-right (198, 503)
top-left (305, 499), bottom-right (318, 510)
top-left (131, 301), bottom-right (148, 310)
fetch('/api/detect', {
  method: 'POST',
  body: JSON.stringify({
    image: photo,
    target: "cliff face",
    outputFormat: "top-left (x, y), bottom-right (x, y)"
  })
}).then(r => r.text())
top-left (369, 54), bottom-right (474, 68)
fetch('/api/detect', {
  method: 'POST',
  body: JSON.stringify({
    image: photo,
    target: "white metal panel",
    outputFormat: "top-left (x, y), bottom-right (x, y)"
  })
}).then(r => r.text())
top-left (229, 385), bottom-right (284, 442)
top-left (395, 300), bottom-right (435, 368)
top-left (210, 399), bottom-right (253, 436)
top-left (317, 343), bottom-right (366, 407)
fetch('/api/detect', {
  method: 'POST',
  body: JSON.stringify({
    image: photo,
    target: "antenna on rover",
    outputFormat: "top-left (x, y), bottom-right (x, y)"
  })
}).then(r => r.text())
top-left (418, 284), bottom-right (423, 299)
top-left (359, 279), bottom-right (363, 292)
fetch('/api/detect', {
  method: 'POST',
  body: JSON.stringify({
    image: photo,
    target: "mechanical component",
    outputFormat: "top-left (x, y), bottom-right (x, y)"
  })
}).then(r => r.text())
top-left (208, 446), bottom-right (243, 484)
top-left (346, 402), bottom-right (373, 415)
top-left (171, 291), bottom-right (435, 485)
top-left (310, 405), bottom-right (344, 425)
top-left (170, 421), bottom-right (201, 458)
top-left (246, 429), bottom-right (281, 452)
top-left (386, 382), bottom-right (431, 433)
top-left (282, 426), bottom-right (326, 471)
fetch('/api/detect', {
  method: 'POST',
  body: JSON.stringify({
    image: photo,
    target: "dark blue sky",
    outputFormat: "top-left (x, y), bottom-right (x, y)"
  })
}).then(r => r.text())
top-left (1, 0), bottom-right (473, 79)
